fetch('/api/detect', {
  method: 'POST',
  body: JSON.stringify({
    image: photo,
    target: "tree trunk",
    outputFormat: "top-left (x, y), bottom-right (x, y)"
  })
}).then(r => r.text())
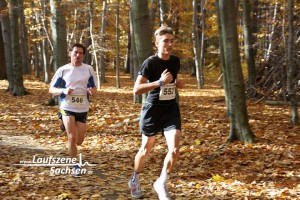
top-left (192, 0), bottom-right (202, 89)
top-left (149, 0), bottom-right (157, 32)
top-left (199, 0), bottom-right (205, 87)
top-left (0, 0), bottom-right (14, 92)
top-left (40, 0), bottom-right (50, 83)
top-left (124, 31), bottom-right (131, 74)
top-left (215, 0), bottom-right (229, 116)
top-left (0, 23), bottom-right (7, 80)
top-left (242, 0), bottom-right (256, 86)
top-left (50, 0), bottom-right (68, 71)
top-left (131, 0), bottom-right (152, 68)
top-left (10, 0), bottom-right (26, 96)
top-left (217, 0), bottom-right (255, 143)
top-left (18, 0), bottom-right (30, 75)
top-left (265, 1), bottom-right (278, 61)
top-left (159, 0), bottom-right (170, 26)
top-left (32, 0), bottom-right (40, 78)
top-left (100, 0), bottom-right (107, 83)
top-left (287, 0), bottom-right (298, 125)
top-left (84, 3), bottom-right (92, 65)
top-left (89, 1), bottom-right (100, 89)
top-left (116, 0), bottom-right (121, 88)
top-left (131, 0), bottom-right (153, 104)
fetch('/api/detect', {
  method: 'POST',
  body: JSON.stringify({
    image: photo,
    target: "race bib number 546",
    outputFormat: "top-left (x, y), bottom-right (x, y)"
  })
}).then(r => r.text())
top-left (159, 83), bottom-right (176, 101)
top-left (66, 95), bottom-right (87, 107)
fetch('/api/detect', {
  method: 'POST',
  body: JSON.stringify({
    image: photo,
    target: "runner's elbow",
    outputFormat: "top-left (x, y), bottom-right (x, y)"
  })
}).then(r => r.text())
top-left (133, 87), bottom-right (142, 95)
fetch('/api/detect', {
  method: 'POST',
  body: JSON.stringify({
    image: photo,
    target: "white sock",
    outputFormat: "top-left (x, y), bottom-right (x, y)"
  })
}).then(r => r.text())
top-left (159, 170), bottom-right (168, 184)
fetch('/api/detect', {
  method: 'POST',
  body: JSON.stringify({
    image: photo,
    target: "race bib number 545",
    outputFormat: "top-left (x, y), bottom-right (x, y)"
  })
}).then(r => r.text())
top-left (159, 83), bottom-right (176, 100)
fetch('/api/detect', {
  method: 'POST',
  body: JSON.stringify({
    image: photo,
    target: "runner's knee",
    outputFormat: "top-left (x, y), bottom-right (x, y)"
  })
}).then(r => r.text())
top-left (170, 147), bottom-right (179, 158)
top-left (68, 133), bottom-right (77, 143)
top-left (138, 146), bottom-right (152, 157)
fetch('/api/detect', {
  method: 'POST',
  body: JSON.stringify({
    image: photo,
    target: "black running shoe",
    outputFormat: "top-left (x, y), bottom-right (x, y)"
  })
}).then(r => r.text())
top-left (60, 119), bottom-right (66, 132)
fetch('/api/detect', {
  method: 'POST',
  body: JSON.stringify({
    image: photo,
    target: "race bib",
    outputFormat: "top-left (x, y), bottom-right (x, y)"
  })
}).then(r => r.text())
top-left (66, 95), bottom-right (87, 107)
top-left (159, 83), bottom-right (176, 100)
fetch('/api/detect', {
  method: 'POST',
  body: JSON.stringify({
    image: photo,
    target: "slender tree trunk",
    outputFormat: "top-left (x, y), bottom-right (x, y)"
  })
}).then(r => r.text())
top-left (159, 0), bottom-right (170, 26)
top-left (124, 31), bottom-right (131, 74)
top-left (149, 0), bottom-right (157, 32)
top-left (100, 0), bottom-right (107, 83)
top-left (199, 0), bottom-right (205, 87)
top-left (217, 0), bottom-right (255, 143)
top-left (116, 0), bottom-right (121, 88)
top-left (192, 0), bottom-right (202, 89)
top-left (40, 0), bottom-right (50, 83)
top-left (84, 2), bottom-right (92, 65)
top-left (39, 0), bottom-right (53, 51)
top-left (69, 5), bottom-right (78, 44)
top-left (18, 0), bottom-right (30, 75)
top-left (242, 0), bottom-right (256, 86)
top-left (89, 1), bottom-right (100, 89)
top-left (32, 0), bottom-right (41, 78)
top-left (265, 2), bottom-right (278, 61)
top-left (0, 0), bottom-right (14, 92)
top-left (0, 23), bottom-right (7, 80)
top-left (129, 3), bottom-right (138, 85)
top-left (10, 0), bottom-right (26, 96)
top-left (287, 0), bottom-right (298, 125)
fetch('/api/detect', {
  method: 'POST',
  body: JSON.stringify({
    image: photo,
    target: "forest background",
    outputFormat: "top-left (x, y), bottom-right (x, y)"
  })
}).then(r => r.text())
top-left (0, 0), bottom-right (300, 199)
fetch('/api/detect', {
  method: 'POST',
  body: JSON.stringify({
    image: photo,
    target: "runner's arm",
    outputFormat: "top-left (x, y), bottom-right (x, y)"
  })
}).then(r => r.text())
top-left (133, 75), bottom-right (160, 95)
top-left (49, 87), bottom-right (73, 95)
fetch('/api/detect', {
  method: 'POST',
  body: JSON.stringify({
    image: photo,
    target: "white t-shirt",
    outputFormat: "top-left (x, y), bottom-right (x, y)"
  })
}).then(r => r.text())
top-left (50, 63), bottom-right (98, 113)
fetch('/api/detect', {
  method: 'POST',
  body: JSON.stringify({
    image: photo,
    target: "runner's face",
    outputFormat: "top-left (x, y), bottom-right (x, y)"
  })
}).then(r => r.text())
top-left (155, 33), bottom-right (174, 56)
top-left (70, 47), bottom-right (84, 66)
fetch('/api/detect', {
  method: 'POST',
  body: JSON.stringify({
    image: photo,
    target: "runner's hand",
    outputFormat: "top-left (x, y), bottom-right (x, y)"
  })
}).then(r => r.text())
top-left (62, 88), bottom-right (73, 95)
top-left (87, 87), bottom-right (96, 96)
top-left (176, 79), bottom-right (185, 89)
top-left (160, 69), bottom-right (173, 85)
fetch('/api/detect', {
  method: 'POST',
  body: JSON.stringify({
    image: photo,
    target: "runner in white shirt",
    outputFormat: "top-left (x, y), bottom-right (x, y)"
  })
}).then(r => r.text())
top-left (49, 44), bottom-right (97, 159)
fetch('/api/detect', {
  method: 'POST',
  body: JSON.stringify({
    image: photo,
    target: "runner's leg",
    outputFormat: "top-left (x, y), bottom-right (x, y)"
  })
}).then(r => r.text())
top-left (62, 115), bottom-right (77, 157)
top-left (76, 121), bottom-right (86, 145)
top-left (162, 129), bottom-right (181, 176)
top-left (129, 134), bottom-right (155, 199)
top-left (134, 134), bottom-right (156, 172)
top-left (154, 129), bottom-right (180, 199)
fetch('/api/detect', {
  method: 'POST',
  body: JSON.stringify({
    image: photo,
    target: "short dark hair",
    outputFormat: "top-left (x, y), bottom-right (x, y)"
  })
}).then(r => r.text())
top-left (154, 26), bottom-right (174, 37)
top-left (69, 43), bottom-right (86, 54)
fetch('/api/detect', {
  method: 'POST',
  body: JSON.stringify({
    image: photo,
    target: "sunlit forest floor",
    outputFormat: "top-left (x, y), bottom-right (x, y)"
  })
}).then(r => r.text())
top-left (0, 71), bottom-right (300, 199)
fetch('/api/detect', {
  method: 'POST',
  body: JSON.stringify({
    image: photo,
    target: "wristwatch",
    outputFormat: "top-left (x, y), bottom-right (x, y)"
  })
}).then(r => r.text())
top-left (158, 79), bottom-right (163, 87)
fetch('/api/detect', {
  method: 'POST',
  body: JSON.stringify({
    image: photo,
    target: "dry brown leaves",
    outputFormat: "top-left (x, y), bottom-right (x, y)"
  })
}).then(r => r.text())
top-left (0, 72), bottom-right (300, 200)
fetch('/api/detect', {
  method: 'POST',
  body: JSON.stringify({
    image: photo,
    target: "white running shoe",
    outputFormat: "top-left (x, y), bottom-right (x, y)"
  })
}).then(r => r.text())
top-left (128, 179), bottom-right (143, 199)
top-left (153, 179), bottom-right (172, 200)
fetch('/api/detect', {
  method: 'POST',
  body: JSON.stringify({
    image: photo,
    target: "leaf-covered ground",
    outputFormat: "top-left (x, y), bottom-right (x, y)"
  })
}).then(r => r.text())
top-left (0, 72), bottom-right (300, 200)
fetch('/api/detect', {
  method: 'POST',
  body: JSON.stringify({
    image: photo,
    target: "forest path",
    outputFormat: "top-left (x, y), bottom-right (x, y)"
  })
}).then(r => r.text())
top-left (1, 72), bottom-right (300, 199)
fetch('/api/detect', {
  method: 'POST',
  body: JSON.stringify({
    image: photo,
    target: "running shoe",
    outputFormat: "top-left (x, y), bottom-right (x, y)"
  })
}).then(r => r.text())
top-left (128, 179), bottom-right (143, 199)
top-left (60, 120), bottom-right (66, 132)
top-left (73, 165), bottom-right (81, 177)
top-left (154, 179), bottom-right (172, 200)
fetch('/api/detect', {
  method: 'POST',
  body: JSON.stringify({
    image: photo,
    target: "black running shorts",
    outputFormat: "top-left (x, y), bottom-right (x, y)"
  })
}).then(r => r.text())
top-left (139, 102), bottom-right (181, 136)
top-left (59, 109), bottom-right (88, 123)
